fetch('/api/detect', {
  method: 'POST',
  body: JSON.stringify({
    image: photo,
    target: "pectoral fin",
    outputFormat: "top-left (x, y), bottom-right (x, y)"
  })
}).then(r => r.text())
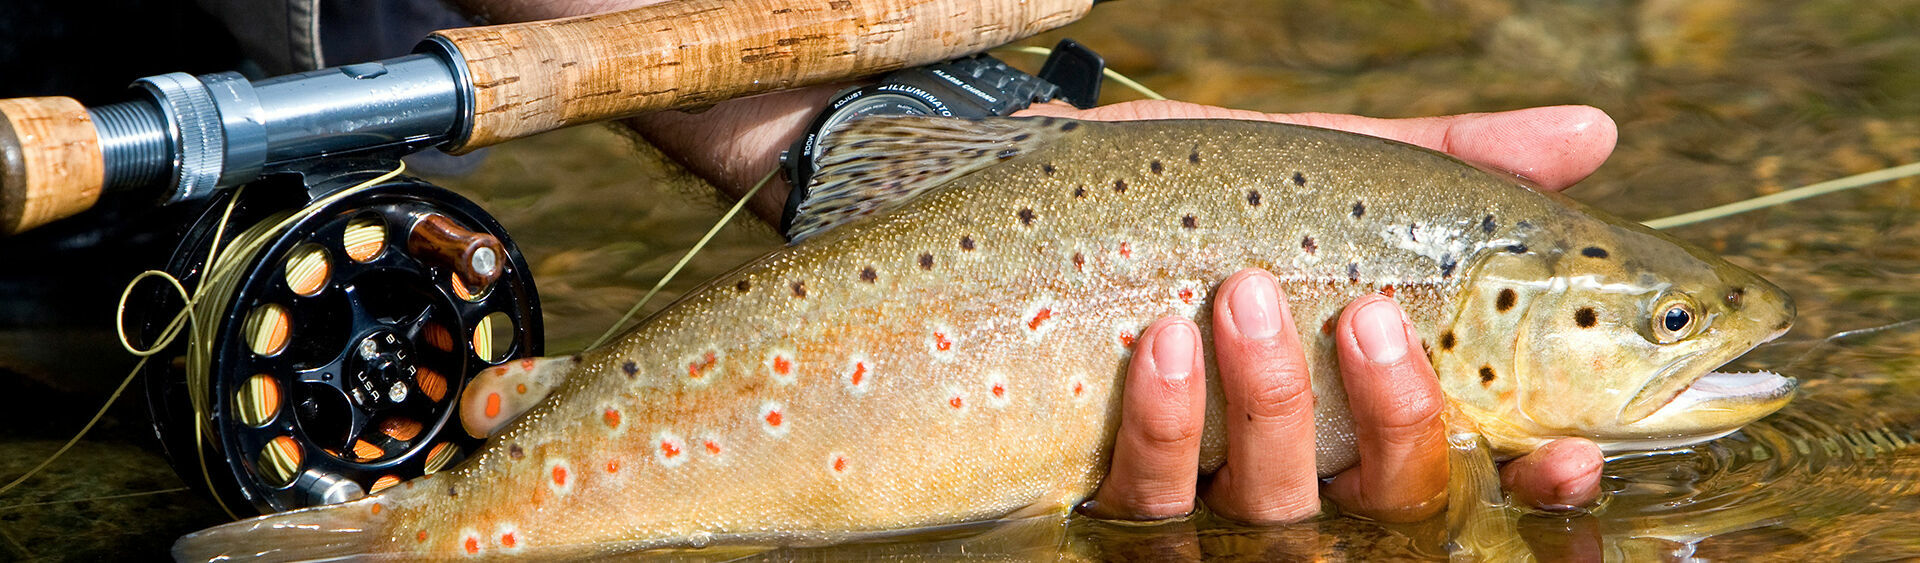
top-left (1444, 425), bottom-right (1532, 560)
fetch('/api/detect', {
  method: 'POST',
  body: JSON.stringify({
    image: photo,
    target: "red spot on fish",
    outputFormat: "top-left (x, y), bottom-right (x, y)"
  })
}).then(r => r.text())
top-left (1073, 381), bottom-right (1085, 396)
top-left (465, 536), bottom-right (479, 554)
top-left (934, 332), bottom-right (952, 352)
top-left (1118, 241), bottom-right (1132, 259)
top-left (515, 383), bottom-right (527, 394)
top-left (602, 408), bottom-right (620, 428)
top-left (1178, 288), bottom-right (1194, 304)
top-left (688, 351), bottom-right (718, 379)
top-left (416, 530), bottom-right (428, 543)
top-left (833, 456), bottom-right (848, 472)
top-left (501, 532), bottom-right (517, 548)
top-left (1381, 284), bottom-right (1396, 297)
top-left (606, 459), bottom-right (620, 473)
top-left (1028, 308), bottom-right (1052, 330)
top-left (519, 358), bottom-right (535, 370)
top-left (370, 504), bottom-right (382, 515)
top-left (552, 465), bottom-right (569, 487)
top-left (773, 355), bottom-right (791, 376)
top-left (851, 362), bottom-right (867, 386)
top-left (661, 440), bottom-right (681, 458)
top-left (704, 440), bottom-right (722, 455)
top-left (992, 383), bottom-right (1006, 398)
top-left (949, 396), bottom-right (964, 409)
top-left (1322, 316), bottom-right (1337, 336)
top-left (765, 409), bottom-right (784, 427)
top-left (1072, 252), bottom-right (1085, 271)
top-left (484, 393), bottom-right (501, 418)
top-left (1119, 333), bottom-right (1137, 349)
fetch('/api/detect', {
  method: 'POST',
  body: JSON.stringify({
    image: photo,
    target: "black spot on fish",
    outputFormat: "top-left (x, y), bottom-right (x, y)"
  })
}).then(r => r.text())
top-left (1351, 200), bottom-right (1366, 218)
top-left (1479, 366), bottom-right (1496, 385)
top-left (1302, 236), bottom-right (1317, 255)
top-left (1347, 263), bottom-right (1360, 283)
top-left (1439, 253), bottom-right (1457, 278)
top-left (1150, 160), bottom-right (1164, 174)
top-left (1582, 246), bottom-right (1610, 259)
top-left (1073, 186), bottom-right (1087, 198)
top-left (509, 445), bottom-right (525, 460)
top-left (1517, 220), bottom-right (1533, 230)
top-left (1575, 307), bottom-right (1597, 328)
top-left (1042, 163), bottom-right (1056, 176)
top-left (1507, 244), bottom-right (1528, 254)
top-left (996, 148), bottom-right (1019, 160)
top-left (1189, 150), bottom-right (1201, 164)
top-left (791, 281), bottom-right (807, 298)
top-left (1497, 289), bottom-right (1517, 312)
top-left (960, 236), bottom-right (975, 251)
top-left (1012, 133), bottom-right (1032, 142)
top-left (1182, 215), bottom-right (1197, 229)
top-left (1481, 214), bottom-right (1497, 234)
top-left (1072, 252), bottom-right (1085, 271)
top-left (1247, 189), bottom-right (1262, 206)
top-left (1061, 121), bottom-right (1080, 132)
top-left (735, 280), bottom-right (751, 292)
top-left (622, 361), bottom-right (639, 377)
top-left (1293, 172), bottom-right (1307, 186)
top-left (448, 486), bottom-right (458, 498)
top-left (1018, 208), bottom-right (1036, 226)
top-left (919, 253), bottom-right (935, 270)
top-left (1440, 331), bottom-right (1456, 350)
top-left (1409, 223), bottom-right (1419, 242)
top-left (1726, 287), bottom-right (1746, 309)
top-left (860, 266), bottom-right (878, 283)
top-left (1113, 179), bottom-right (1128, 193)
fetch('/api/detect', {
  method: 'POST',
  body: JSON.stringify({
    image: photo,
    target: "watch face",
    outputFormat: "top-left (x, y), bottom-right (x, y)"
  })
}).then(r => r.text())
top-left (817, 93), bottom-right (938, 144)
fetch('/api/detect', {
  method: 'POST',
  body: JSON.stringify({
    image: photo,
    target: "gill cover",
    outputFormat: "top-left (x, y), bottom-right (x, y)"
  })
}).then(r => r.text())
top-left (1435, 197), bottom-right (1794, 455)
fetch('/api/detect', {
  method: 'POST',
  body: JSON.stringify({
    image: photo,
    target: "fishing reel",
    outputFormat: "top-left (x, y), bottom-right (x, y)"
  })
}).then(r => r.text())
top-left (132, 159), bottom-right (541, 515)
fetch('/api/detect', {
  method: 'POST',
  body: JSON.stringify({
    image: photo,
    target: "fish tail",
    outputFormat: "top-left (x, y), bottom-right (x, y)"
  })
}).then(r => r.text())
top-left (173, 497), bottom-right (396, 562)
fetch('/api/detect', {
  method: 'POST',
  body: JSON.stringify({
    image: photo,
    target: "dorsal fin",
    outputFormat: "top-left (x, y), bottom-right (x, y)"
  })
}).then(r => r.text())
top-left (782, 116), bottom-right (1068, 242)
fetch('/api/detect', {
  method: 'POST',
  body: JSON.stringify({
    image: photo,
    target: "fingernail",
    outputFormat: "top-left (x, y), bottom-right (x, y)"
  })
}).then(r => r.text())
top-left (1354, 299), bottom-right (1408, 364)
top-left (1229, 274), bottom-right (1280, 340)
top-left (1152, 323), bottom-right (1195, 382)
top-left (1554, 469), bottom-right (1602, 505)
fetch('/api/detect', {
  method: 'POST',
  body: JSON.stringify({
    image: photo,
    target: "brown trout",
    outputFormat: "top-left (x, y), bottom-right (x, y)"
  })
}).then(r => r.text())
top-left (175, 116), bottom-right (1794, 560)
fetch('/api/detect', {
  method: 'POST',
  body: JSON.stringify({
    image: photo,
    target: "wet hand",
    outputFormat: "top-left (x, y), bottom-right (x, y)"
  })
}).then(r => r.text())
top-left (1057, 102), bottom-right (1618, 523)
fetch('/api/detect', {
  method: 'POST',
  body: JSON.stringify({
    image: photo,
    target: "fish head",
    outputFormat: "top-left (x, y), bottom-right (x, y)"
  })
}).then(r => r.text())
top-left (1443, 201), bottom-right (1795, 455)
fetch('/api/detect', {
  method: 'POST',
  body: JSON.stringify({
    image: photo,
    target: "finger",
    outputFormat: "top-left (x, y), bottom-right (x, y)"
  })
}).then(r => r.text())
top-left (1199, 269), bottom-right (1320, 523)
top-left (1082, 317), bottom-right (1208, 520)
top-left (1501, 438), bottom-right (1604, 509)
top-left (1324, 295), bottom-right (1450, 522)
top-left (1013, 100), bottom-right (1617, 191)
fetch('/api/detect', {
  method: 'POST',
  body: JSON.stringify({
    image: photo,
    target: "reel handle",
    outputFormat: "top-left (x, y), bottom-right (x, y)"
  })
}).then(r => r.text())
top-left (433, 0), bottom-right (1094, 152)
top-left (0, 97), bottom-right (104, 235)
top-left (408, 213), bottom-right (506, 289)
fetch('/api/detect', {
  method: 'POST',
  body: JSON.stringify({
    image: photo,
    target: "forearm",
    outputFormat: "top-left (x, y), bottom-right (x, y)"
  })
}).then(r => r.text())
top-left (620, 87), bottom-right (843, 225)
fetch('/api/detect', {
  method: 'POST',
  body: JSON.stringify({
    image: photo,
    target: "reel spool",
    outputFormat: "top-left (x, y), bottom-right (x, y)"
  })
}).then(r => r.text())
top-left (136, 162), bottom-right (541, 515)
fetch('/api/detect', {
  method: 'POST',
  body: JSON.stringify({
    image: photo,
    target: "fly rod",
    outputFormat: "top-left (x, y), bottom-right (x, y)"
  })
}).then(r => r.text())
top-left (0, 0), bottom-right (1100, 235)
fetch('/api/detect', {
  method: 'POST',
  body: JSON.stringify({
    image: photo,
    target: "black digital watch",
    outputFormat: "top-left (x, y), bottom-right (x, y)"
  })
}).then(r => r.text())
top-left (777, 39), bottom-right (1105, 238)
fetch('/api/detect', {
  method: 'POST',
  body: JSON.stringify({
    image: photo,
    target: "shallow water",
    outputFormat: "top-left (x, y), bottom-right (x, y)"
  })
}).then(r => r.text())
top-left (2, 0), bottom-right (1919, 560)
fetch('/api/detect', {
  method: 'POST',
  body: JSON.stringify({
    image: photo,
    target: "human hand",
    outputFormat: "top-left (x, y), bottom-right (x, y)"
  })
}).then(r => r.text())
top-left (1051, 101), bottom-right (1616, 524)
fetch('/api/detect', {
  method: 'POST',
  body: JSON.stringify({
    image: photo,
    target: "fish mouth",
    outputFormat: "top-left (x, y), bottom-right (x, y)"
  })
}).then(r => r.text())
top-left (1618, 325), bottom-right (1795, 428)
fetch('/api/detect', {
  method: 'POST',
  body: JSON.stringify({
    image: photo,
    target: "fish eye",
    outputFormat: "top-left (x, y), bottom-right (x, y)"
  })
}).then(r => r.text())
top-left (1653, 300), bottom-right (1697, 343)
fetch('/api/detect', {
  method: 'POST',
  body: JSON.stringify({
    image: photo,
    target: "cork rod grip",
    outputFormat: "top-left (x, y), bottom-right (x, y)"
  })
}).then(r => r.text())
top-left (433, 0), bottom-right (1092, 152)
top-left (0, 97), bottom-right (104, 235)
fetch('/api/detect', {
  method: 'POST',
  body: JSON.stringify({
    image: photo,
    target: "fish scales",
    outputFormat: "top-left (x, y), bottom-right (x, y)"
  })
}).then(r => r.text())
top-left (176, 117), bottom-right (1795, 560)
